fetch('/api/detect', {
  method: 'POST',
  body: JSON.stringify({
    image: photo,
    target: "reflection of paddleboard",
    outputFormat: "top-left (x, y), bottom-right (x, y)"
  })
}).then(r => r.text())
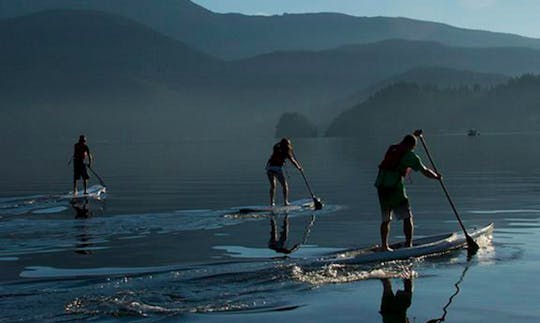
top-left (230, 199), bottom-right (314, 216)
top-left (63, 185), bottom-right (106, 199)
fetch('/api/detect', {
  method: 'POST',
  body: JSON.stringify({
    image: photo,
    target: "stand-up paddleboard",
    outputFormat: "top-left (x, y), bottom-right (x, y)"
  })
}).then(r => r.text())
top-left (324, 223), bottom-right (493, 265)
top-left (62, 184), bottom-right (107, 199)
top-left (0, 185), bottom-right (107, 216)
top-left (229, 199), bottom-right (315, 217)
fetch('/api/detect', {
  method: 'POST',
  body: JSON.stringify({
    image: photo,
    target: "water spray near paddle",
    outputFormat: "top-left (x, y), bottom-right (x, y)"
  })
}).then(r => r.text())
top-left (413, 129), bottom-right (480, 256)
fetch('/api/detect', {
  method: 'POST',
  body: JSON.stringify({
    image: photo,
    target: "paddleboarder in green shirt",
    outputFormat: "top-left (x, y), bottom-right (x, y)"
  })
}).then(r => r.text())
top-left (375, 131), bottom-right (441, 251)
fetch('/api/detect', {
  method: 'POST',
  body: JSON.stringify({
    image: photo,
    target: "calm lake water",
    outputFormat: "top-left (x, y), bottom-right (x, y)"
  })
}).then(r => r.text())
top-left (1, 134), bottom-right (539, 322)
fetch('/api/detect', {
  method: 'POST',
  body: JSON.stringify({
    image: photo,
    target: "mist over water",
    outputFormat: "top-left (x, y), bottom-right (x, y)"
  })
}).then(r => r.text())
top-left (0, 134), bottom-right (538, 321)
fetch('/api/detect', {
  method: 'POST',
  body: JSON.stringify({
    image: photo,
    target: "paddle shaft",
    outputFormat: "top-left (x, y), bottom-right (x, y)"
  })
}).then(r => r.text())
top-left (87, 165), bottom-right (106, 187)
top-left (291, 152), bottom-right (317, 199)
top-left (417, 136), bottom-right (470, 236)
top-left (300, 170), bottom-right (317, 199)
top-left (290, 152), bottom-right (323, 209)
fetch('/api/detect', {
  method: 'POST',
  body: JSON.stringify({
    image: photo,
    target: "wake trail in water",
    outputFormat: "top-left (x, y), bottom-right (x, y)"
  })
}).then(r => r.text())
top-left (2, 257), bottom-right (420, 321)
top-left (0, 185), bottom-right (106, 216)
top-left (0, 199), bottom-right (341, 259)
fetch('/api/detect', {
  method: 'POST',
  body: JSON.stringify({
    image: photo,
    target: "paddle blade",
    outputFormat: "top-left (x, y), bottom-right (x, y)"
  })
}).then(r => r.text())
top-left (313, 197), bottom-right (324, 210)
top-left (466, 235), bottom-right (480, 256)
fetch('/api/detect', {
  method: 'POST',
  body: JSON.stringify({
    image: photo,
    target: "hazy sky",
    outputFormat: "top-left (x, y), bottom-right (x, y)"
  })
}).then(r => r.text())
top-left (192, 0), bottom-right (540, 39)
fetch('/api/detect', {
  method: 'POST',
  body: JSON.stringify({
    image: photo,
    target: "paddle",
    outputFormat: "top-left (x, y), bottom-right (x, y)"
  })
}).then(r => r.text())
top-left (299, 169), bottom-right (324, 210)
top-left (414, 129), bottom-right (480, 256)
top-left (87, 164), bottom-right (107, 187)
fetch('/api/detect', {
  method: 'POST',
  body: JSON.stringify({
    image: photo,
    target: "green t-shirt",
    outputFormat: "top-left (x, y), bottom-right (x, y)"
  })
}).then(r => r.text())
top-left (375, 150), bottom-right (426, 208)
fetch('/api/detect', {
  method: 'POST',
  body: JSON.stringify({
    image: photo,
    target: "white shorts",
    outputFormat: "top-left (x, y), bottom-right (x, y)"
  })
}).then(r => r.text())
top-left (381, 202), bottom-right (412, 222)
top-left (266, 166), bottom-right (285, 182)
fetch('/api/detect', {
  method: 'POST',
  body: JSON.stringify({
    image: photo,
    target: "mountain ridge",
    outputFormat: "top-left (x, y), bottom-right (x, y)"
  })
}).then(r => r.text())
top-left (2, 0), bottom-right (540, 59)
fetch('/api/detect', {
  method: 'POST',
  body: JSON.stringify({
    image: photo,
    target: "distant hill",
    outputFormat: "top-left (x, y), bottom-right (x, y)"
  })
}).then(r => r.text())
top-left (2, 10), bottom-right (540, 141)
top-left (313, 66), bottom-right (509, 124)
top-left (228, 39), bottom-right (540, 109)
top-left (275, 113), bottom-right (317, 138)
top-left (367, 66), bottom-right (509, 90)
top-left (0, 10), bottom-right (228, 142)
top-left (2, 0), bottom-right (540, 59)
top-left (235, 40), bottom-right (540, 78)
top-left (3, 11), bottom-right (533, 115)
top-left (0, 9), bottom-right (221, 93)
top-left (325, 75), bottom-right (540, 137)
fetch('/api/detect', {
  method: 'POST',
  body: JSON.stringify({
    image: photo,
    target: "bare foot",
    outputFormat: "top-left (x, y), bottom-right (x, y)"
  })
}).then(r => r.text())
top-left (379, 246), bottom-right (393, 252)
top-left (284, 201), bottom-right (290, 206)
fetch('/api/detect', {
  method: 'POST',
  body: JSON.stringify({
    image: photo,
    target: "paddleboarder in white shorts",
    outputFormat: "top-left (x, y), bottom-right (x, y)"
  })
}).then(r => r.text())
top-left (266, 138), bottom-right (303, 206)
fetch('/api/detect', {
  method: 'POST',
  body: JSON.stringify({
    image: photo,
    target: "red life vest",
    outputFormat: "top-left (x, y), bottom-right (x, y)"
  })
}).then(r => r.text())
top-left (378, 144), bottom-right (408, 175)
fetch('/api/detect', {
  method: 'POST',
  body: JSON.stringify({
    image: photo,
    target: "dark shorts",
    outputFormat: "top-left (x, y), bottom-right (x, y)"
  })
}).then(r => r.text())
top-left (377, 188), bottom-right (411, 222)
top-left (73, 160), bottom-right (89, 180)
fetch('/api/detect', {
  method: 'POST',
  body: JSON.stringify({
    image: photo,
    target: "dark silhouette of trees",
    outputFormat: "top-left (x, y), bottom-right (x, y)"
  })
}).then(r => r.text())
top-left (326, 75), bottom-right (540, 137)
top-left (275, 113), bottom-right (318, 138)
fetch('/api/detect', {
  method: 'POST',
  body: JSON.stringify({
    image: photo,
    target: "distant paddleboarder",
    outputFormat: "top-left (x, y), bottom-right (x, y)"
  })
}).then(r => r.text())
top-left (266, 138), bottom-right (303, 206)
top-left (72, 135), bottom-right (92, 195)
top-left (375, 131), bottom-right (441, 251)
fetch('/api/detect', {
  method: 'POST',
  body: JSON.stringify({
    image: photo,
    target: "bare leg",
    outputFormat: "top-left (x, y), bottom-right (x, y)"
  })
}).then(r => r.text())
top-left (73, 179), bottom-right (78, 195)
top-left (267, 172), bottom-right (277, 206)
top-left (403, 216), bottom-right (414, 247)
top-left (276, 174), bottom-right (289, 206)
top-left (83, 179), bottom-right (88, 194)
top-left (380, 220), bottom-right (393, 251)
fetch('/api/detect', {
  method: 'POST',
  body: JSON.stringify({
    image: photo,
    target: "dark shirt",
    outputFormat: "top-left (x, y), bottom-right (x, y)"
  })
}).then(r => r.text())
top-left (267, 143), bottom-right (292, 167)
top-left (73, 142), bottom-right (90, 161)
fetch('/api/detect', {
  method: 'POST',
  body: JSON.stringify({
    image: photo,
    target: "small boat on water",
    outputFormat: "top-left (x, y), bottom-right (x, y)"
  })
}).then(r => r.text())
top-left (467, 129), bottom-right (480, 136)
top-left (327, 223), bottom-right (493, 264)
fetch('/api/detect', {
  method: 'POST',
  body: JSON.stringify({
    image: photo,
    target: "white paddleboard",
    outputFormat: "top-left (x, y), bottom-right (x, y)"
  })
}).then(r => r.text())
top-left (62, 185), bottom-right (107, 199)
top-left (227, 199), bottom-right (314, 217)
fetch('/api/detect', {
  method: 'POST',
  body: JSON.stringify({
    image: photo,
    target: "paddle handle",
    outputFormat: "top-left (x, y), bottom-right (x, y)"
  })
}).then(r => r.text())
top-left (417, 135), bottom-right (470, 235)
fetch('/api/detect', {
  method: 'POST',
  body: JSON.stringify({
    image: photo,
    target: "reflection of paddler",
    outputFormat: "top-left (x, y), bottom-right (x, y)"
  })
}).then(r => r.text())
top-left (71, 198), bottom-right (93, 255)
top-left (379, 278), bottom-right (413, 323)
top-left (71, 197), bottom-right (90, 219)
top-left (268, 215), bottom-right (300, 254)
